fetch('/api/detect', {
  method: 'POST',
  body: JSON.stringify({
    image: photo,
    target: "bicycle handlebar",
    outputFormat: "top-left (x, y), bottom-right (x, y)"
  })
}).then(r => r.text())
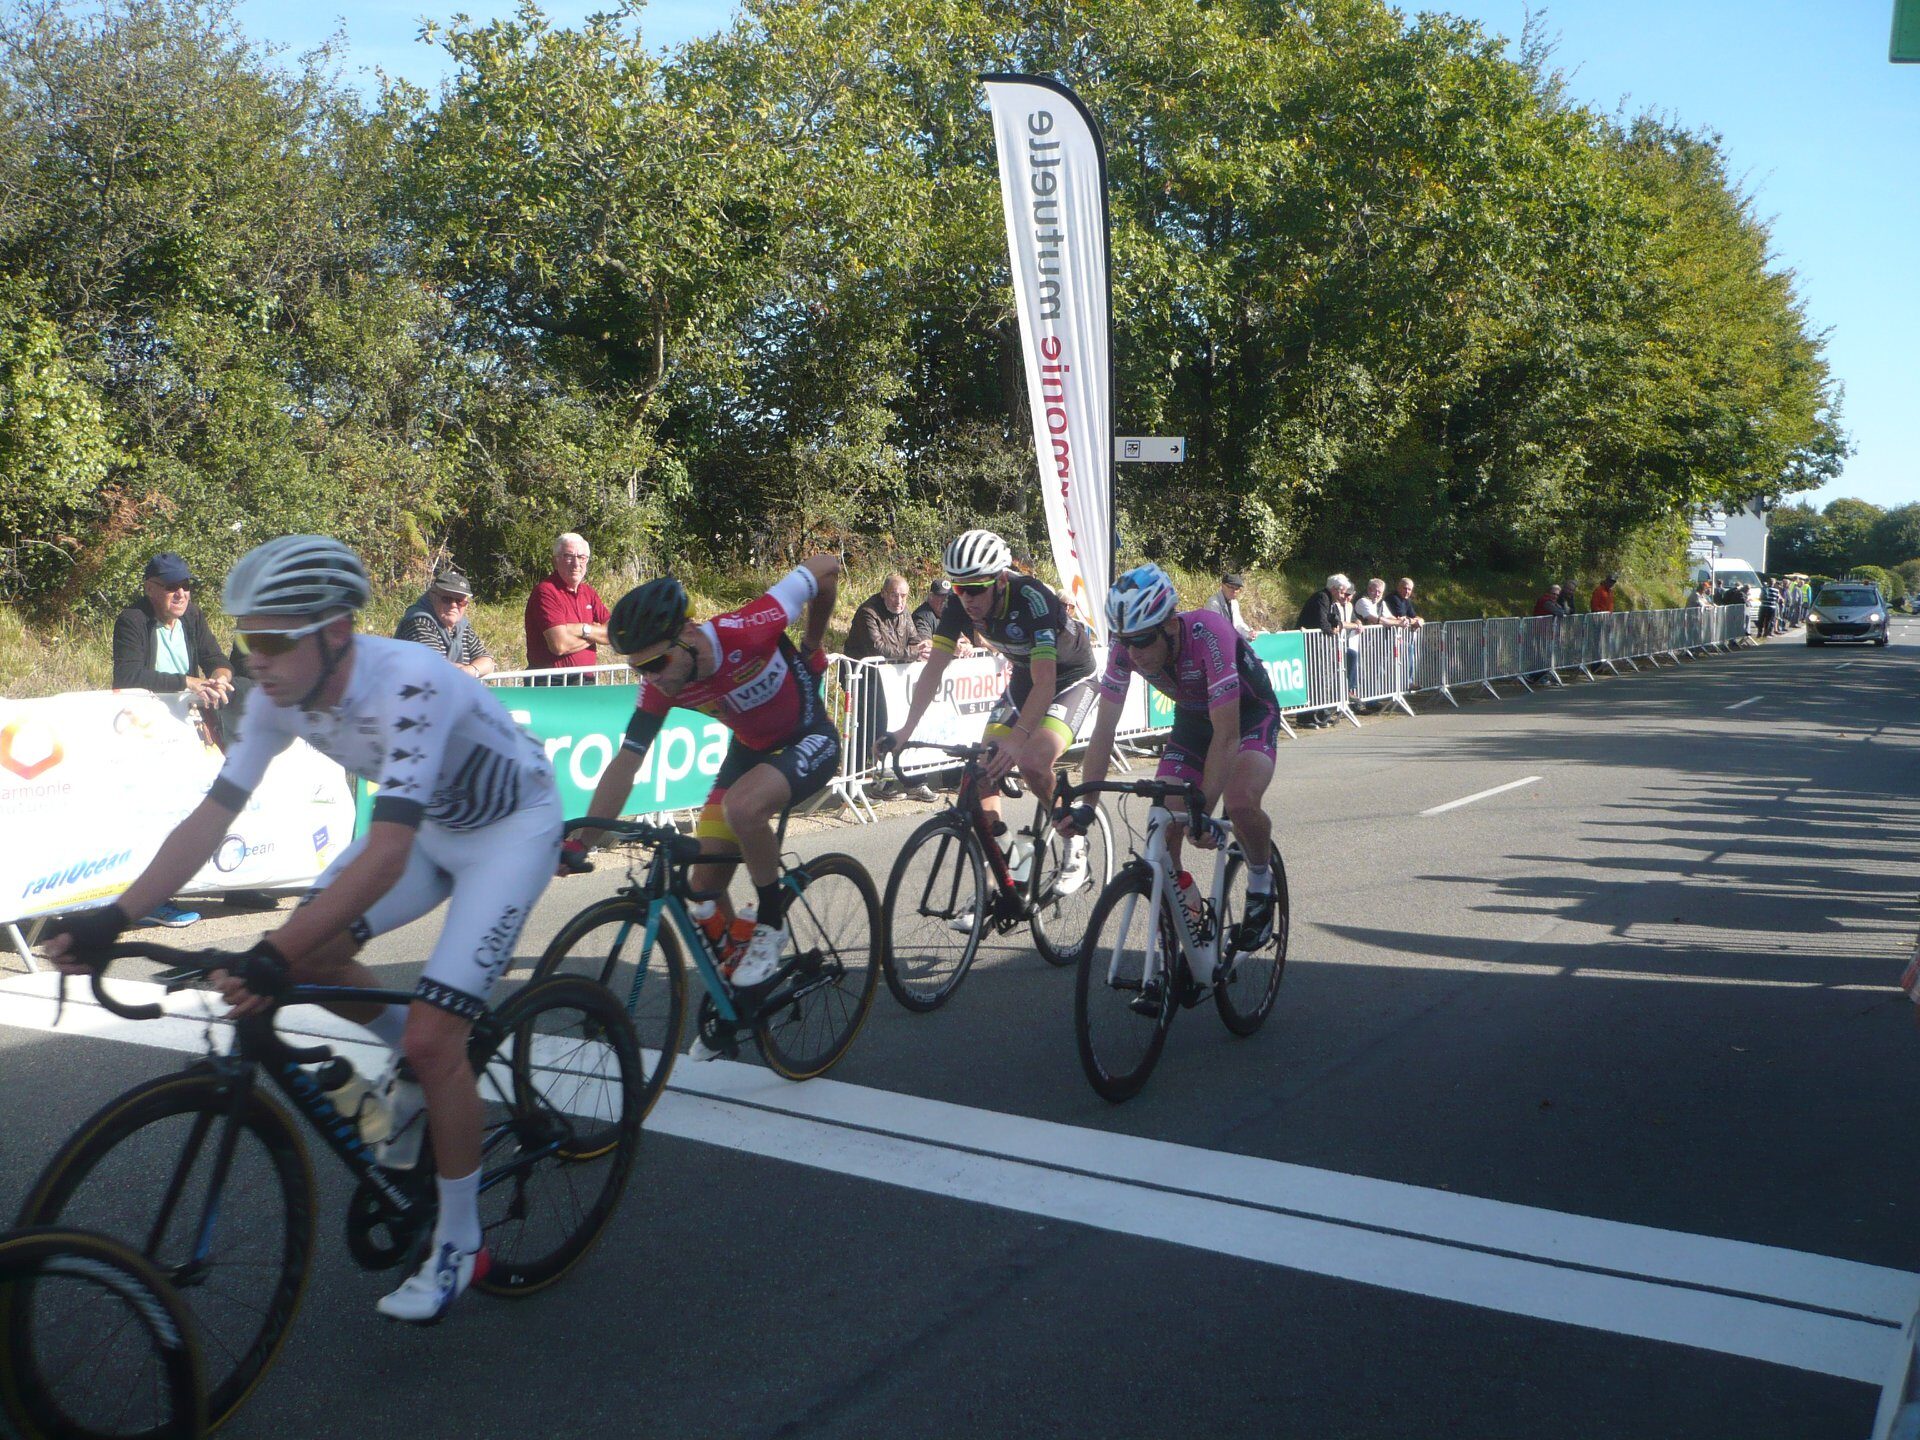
top-left (882, 739), bottom-right (1022, 797)
top-left (561, 815), bottom-right (704, 865)
top-left (90, 941), bottom-right (249, 1021)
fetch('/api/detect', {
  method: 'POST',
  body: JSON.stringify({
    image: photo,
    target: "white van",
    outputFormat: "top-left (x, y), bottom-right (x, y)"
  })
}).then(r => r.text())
top-left (1691, 557), bottom-right (1764, 622)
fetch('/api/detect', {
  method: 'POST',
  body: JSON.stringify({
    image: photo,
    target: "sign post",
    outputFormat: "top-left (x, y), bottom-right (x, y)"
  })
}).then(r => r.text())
top-left (1896, 0), bottom-right (1920, 61)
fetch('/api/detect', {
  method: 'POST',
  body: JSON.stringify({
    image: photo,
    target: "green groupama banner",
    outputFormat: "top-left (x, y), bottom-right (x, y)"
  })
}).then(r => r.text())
top-left (354, 683), bottom-right (731, 835)
top-left (1139, 630), bottom-right (1310, 729)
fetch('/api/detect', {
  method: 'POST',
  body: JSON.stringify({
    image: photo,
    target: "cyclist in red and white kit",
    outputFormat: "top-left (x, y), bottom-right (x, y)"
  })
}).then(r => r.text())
top-left (575, 555), bottom-right (841, 995)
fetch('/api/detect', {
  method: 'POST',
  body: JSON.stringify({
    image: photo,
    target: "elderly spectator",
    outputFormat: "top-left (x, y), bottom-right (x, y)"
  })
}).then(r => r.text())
top-left (1354, 578), bottom-right (1393, 625)
top-left (397, 565), bottom-right (496, 678)
top-left (1296, 573), bottom-right (1359, 727)
top-left (846, 573), bottom-right (933, 796)
top-left (1532, 584), bottom-right (1563, 618)
top-left (524, 532), bottom-right (611, 683)
top-left (1590, 575), bottom-right (1617, 613)
top-left (912, 577), bottom-right (953, 641)
top-left (1384, 577), bottom-right (1425, 629)
top-left (1556, 581), bottom-right (1579, 616)
top-left (113, 553), bottom-right (233, 715)
top-left (1686, 579), bottom-right (1713, 609)
top-left (1204, 572), bottom-right (1255, 640)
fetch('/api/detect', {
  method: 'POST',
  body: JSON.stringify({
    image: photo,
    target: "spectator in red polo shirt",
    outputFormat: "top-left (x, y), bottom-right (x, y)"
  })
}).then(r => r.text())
top-left (524, 532), bottom-right (612, 682)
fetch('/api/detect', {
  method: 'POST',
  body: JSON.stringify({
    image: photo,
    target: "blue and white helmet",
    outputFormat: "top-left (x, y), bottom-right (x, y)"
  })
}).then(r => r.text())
top-left (222, 535), bottom-right (370, 618)
top-left (1106, 564), bottom-right (1178, 636)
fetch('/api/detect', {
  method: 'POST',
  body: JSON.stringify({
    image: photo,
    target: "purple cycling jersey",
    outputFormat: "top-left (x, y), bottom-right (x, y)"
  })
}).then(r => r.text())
top-left (1098, 608), bottom-right (1278, 714)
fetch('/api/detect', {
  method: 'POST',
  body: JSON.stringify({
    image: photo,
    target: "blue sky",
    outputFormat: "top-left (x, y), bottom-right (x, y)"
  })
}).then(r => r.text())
top-left (238, 0), bottom-right (1917, 512)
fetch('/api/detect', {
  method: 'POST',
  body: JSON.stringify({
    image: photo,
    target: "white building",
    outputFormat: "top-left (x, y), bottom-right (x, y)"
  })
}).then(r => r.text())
top-left (1687, 500), bottom-right (1770, 572)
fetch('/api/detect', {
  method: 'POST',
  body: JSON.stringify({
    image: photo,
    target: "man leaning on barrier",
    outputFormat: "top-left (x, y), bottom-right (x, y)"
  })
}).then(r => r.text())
top-left (396, 565), bottom-right (496, 679)
top-left (845, 572), bottom-right (932, 796)
top-left (524, 531), bottom-right (611, 683)
top-left (1295, 574), bottom-right (1352, 728)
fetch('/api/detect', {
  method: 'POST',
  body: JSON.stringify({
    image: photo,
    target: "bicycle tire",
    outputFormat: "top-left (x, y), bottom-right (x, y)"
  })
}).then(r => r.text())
top-left (531, 894), bottom-right (686, 1120)
top-left (1214, 843), bottom-right (1290, 1037)
top-left (1074, 863), bottom-right (1176, 1103)
top-left (881, 815), bottom-right (988, 1012)
top-left (471, 975), bottom-right (644, 1295)
top-left (1030, 798), bottom-right (1115, 967)
top-left (756, 852), bottom-right (881, 1079)
top-left (15, 1071), bottom-right (314, 1431)
top-left (0, 1224), bottom-right (206, 1440)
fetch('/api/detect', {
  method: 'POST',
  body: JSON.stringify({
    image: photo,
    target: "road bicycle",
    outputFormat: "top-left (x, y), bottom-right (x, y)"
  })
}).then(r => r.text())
top-left (536, 816), bottom-right (879, 1095)
top-left (0, 1224), bottom-right (205, 1440)
top-left (17, 945), bottom-right (642, 1431)
top-left (1057, 777), bottom-right (1289, 1102)
top-left (876, 742), bottom-right (1115, 1012)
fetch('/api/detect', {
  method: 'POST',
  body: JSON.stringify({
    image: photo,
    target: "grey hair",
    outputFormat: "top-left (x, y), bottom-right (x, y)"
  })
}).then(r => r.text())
top-left (1327, 573), bottom-right (1352, 592)
top-left (554, 531), bottom-right (590, 557)
top-left (1367, 577), bottom-right (1386, 592)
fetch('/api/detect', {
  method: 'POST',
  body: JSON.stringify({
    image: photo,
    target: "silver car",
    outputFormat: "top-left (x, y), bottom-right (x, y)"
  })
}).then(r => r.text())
top-left (1806, 583), bottom-right (1890, 646)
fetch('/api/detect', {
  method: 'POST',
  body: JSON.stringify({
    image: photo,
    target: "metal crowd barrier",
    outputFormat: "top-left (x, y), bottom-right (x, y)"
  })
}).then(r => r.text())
top-left (479, 603), bottom-right (1755, 826)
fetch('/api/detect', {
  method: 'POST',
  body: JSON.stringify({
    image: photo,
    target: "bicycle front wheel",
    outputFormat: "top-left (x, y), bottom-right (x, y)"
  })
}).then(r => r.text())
top-left (1214, 844), bottom-right (1290, 1037)
top-left (1030, 798), bottom-right (1115, 967)
top-left (472, 975), bottom-right (644, 1295)
top-left (757, 852), bottom-right (880, 1079)
top-left (15, 1072), bottom-right (314, 1430)
top-left (0, 1225), bottom-right (206, 1440)
top-left (1074, 865), bottom-right (1176, 1103)
top-left (532, 895), bottom-right (686, 1119)
top-left (881, 816), bottom-right (988, 1012)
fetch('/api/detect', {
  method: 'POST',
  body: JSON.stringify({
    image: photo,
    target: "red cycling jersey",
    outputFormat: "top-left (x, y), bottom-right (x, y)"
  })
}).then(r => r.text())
top-left (622, 568), bottom-right (824, 756)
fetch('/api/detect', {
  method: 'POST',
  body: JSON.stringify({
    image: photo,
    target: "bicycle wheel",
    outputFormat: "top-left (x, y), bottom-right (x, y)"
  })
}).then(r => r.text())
top-left (881, 816), bottom-right (988, 1012)
top-left (1214, 843), bottom-right (1290, 1036)
top-left (15, 1072), bottom-right (314, 1431)
top-left (0, 1225), bottom-right (206, 1440)
top-left (756, 853), bottom-right (881, 1079)
top-left (532, 895), bottom-right (686, 1119)
top-left (1030, 798), bottom-right (1115, 967)
top-left (471, 975), bottom-right (643, 1295)
top-left (1074, 864), bottom-right (1177, 1103)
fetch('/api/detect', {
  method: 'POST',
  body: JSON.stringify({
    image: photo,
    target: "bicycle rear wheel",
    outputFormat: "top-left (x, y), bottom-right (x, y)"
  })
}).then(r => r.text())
top-left (532, 895), bottom-right (686, 1119)
top-left (1214, 844), bottom-right (1289, 1036)
top-left (1074, 865), bottom-right (1177, 1103)
top-left (14, 1072), bottom-right (313, 1431)
top-left (0, 1225), bottom-right (206, 1440)
top-left (881, 816), bottom-right (987, 1012)
top-left (472, 975), bottom-right (644, 1295)
top-left (1030, 798), bottom-right (1114, 967)
top-left (756, 852), bottom-right (881, 1079)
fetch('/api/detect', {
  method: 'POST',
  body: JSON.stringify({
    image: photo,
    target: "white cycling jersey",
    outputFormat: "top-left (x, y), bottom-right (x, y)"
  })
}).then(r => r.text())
top-left (212, 635), bottom-right (554, 831)
top-left (210, 635), bottom-right (562, 1017)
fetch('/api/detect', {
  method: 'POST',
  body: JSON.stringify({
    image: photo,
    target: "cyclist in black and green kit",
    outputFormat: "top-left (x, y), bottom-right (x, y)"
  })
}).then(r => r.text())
top-left (880, 529), bottom-right (1096, 889)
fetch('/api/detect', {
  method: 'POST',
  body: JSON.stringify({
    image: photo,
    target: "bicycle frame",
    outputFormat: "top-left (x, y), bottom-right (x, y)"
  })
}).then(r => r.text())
top-left (1104, 803), bottom-right (1242, 996)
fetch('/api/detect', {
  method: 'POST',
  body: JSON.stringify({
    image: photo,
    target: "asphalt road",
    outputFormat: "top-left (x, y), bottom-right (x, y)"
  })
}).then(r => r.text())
top-left (3, 619), bottom-right (1916, 1439)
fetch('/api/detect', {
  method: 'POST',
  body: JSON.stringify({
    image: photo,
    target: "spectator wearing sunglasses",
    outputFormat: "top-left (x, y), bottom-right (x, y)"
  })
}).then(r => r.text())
top-left (112, 552), bottom-right (235, 713)
top-left (396, 566), bottom-right (496, 678)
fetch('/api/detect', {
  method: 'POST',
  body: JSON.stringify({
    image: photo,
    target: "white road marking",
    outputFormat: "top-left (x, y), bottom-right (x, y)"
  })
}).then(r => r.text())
top-left (1726, 696), bottom-right (1763, 711)
top-left (0, 971), bottom-right (1911, 1386)
top-left (1421, 776), bottom-right (1541, 817)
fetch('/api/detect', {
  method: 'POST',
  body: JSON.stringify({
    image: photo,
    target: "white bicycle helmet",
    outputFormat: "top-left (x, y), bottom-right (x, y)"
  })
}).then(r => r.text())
top-left (222, 535), bottom-right (371, 618)
top-left (1107, 563), bottom-right (1179, 636)
top-left (942, 529), bottom-right (1012, 583)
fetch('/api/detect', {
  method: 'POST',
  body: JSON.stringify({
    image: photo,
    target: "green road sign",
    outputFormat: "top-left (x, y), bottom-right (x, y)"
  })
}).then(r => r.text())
top-left (1895, 0), bottom-right (1920, 62)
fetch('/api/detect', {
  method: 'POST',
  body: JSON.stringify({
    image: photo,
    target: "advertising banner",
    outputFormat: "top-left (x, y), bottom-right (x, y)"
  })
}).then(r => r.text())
top-left (0, 690), bottom-right (355, 921)
top-left (983, 74), bottom-right (1114, 643)
top-left (1251, 631), bottom-right (1311, 709)
top-left (494, 685), bottom-right (732, 820)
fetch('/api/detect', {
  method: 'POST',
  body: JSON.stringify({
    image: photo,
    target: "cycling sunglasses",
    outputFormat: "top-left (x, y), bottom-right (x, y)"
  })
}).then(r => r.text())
top-left (1120, 630), bottom-right (1166, 649)
top-left (233, 617), bottom-right (333, 657)
top-left (954, 581), bottom-right (996, 596)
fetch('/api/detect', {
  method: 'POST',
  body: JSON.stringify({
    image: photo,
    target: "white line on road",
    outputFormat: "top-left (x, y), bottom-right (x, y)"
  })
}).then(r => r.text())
top-left (1421, 776), bottom-right (1541, 817)
top-left (1726, 696), bottom-right (1764, 711)
top-left (0, 971), bottom-right (1911, 1386)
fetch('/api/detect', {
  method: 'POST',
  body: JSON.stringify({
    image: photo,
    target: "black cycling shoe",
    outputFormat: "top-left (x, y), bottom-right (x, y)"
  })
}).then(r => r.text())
top-left (1127, 978), bottom-right (1167, 1017)
top-left (1230, 890), bottom-right (1276, 953)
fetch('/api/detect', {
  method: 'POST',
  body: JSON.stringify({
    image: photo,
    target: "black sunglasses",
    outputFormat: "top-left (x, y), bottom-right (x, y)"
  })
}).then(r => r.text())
top-left (1121, 630), bottom-right (1164, 649)
top-left (955, 581), bottom-right (994, 596)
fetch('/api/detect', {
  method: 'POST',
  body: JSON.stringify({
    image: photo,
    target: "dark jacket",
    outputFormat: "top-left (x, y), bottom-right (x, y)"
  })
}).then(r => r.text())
top-left (911, 601), bottom-right (943, 641)
top-left (1296, 588), bottom-right (1340, 636)
top-left (846, 593), bottom-right (922, 662)
top-left (112, 596), bottom-right (228, 692)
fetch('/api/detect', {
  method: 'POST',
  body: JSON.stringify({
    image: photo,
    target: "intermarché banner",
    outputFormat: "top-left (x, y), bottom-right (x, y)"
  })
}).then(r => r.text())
top-left (983, 74), bottom-right (1114, 645)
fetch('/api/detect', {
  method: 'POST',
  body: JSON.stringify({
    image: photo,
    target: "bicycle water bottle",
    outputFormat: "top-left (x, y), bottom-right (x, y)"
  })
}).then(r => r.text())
top-left (1176, 871), bottom-right (1206, 928)
top-left (317, 1059), bottom-right (390, 1145)
top-left (1008, 839), bottom-right (1034, 884)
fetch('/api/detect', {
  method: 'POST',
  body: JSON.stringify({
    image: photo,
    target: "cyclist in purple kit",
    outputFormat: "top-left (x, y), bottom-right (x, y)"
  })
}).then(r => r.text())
top-left (1060, 564), bottom-right (1283, 968)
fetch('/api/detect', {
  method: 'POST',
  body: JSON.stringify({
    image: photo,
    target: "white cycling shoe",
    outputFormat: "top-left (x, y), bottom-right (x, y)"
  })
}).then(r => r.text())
top-left (730, 923), bottom-right (789, 988)
top-left (377, 1241), bottom-right (489, 1324)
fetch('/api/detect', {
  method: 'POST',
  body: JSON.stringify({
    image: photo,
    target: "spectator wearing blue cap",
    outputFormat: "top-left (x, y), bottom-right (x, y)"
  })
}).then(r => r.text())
top-left (112, 553), bottom-right (234, 712)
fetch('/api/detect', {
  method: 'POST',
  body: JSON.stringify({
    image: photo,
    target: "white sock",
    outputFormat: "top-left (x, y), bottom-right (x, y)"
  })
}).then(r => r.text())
top-left (435, 1168), bottom-right (482, 1254)
top-left (363, 1004), bottom-right (408, 1049)
top-left (1247, 865), bottom-right (1272, 896)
